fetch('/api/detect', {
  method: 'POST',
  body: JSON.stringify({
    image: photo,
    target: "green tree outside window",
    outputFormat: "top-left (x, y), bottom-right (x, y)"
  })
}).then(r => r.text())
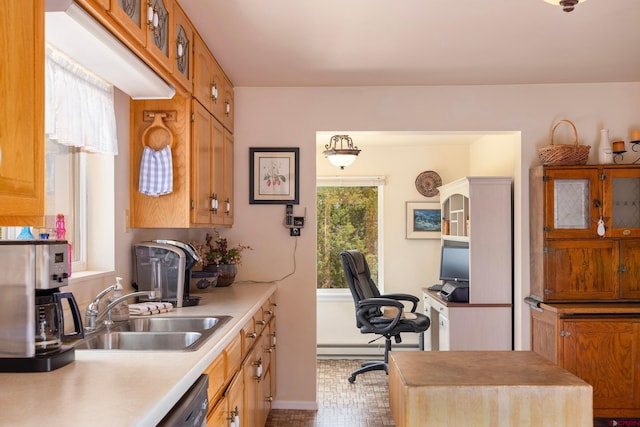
top-left (317, 186), bottom-right (378, 289)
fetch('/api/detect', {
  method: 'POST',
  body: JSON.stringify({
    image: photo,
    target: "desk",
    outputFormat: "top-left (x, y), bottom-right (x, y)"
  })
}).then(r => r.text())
top-left (389, 351), bottom-right (592, 427)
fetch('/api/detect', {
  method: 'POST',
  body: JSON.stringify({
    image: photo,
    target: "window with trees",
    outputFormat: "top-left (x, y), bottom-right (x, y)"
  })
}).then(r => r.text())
top-left (317, 177), bottom-right (383, 290)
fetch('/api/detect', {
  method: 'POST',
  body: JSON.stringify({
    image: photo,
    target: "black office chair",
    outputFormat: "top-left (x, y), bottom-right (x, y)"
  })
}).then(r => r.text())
top-left (340, 249), bottom-right (430, 383)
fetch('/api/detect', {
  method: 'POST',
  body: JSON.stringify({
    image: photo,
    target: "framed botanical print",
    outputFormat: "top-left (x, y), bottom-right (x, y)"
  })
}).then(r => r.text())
top-left (249, 147), bottom-right (300, 204)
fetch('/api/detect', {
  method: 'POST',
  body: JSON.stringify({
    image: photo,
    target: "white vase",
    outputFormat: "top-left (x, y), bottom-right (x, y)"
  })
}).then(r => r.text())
top-left (598, 129), bottom-right (613, 164)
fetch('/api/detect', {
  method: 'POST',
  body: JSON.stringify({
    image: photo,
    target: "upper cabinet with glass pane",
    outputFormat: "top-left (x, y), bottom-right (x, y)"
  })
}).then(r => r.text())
top-left (109, 0), bottom-right (173, 72)
top-left (530, 164), bottom-right (640, 302)
top-left (536, 165), bottom-right (640, 239)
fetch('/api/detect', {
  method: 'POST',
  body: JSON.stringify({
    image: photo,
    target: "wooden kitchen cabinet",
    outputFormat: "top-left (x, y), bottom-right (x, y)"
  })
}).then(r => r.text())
top-left (221, 75), bottom-right (235, 132)
top-left (207, 370), bottom-right (243, 427)
top-left (129, 95), bottom-right (233, 228)
top-left (172, 1), bottom-right (194, 92)
top-left (530, 165), bottom-right (640, 302)
top-left (108, 0), bottom-right (147, 47)
top-left (205, 293), bottom-right (276, 426)
top-left (0, 0), bottom-right (45, 226)
top-left (130, 94), bottom-right (192, 227)
top-left (191, 100), bottom-right (233, 226)
top-left (108, 0), bottom-right (173, 72)
top-left (531, 302), bottom-right (640, 418)
top-left (206, 294), bottom-right (276, 427)
top-left (193, 33), bottom-right (234, 132)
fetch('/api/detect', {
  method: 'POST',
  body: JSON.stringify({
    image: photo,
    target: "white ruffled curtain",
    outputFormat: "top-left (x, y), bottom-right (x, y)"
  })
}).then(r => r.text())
top-left (45, 44), bottom-right (118, 155)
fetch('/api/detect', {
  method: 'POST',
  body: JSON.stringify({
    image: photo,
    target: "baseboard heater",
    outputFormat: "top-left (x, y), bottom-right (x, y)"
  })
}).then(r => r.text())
top-left (316, 343), bottom-right (420, 358)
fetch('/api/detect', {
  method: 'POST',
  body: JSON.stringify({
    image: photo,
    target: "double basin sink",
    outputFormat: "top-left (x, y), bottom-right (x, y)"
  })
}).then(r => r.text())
top-left (74, 316), bottom-right (232, 351)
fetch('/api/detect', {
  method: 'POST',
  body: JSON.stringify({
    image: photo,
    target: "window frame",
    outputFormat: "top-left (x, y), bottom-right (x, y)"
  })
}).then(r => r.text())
top-left (316, 176), bottom-right (385, 301)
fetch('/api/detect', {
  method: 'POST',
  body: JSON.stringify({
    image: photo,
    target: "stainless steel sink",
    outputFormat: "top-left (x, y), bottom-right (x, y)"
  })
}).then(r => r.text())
top-left (117, 316), bottom-right (226, 333)
top-left (75, 331), bottom-right (203, 350)
top-left (74, 316), bottom-right (231, 351)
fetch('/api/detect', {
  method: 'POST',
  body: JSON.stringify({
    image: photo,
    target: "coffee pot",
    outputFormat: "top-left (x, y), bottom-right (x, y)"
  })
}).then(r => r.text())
top-left (35, 291), bottom-right (83, 355)
top-left (0, 241), bottom-right (83, 372)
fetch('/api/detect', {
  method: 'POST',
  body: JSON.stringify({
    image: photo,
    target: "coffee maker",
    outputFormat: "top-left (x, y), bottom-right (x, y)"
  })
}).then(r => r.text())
top-left (0, 241), bottom-right (83, 372)
top-left (132, 240), bottom-right (201, 308)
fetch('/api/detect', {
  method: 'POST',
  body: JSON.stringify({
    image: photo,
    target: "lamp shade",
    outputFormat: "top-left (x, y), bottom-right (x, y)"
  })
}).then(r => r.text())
top-left (323, 135), bottom-right (361, 170)
top-left (543, 0), bottom-right (587, 12)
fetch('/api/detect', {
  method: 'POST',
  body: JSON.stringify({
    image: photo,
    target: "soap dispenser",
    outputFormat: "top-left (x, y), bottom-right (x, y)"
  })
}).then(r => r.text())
top-left (108, 277), bottom-right (130, 322)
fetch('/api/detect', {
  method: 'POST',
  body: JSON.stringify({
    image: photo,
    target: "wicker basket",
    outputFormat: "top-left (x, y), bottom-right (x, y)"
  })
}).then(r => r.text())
top-left (538, 120), bottom-right (590, 166)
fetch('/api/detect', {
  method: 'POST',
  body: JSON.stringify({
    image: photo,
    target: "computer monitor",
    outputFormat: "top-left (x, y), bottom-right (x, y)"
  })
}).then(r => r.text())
top-left (438, 245), bottom-right (470, 283)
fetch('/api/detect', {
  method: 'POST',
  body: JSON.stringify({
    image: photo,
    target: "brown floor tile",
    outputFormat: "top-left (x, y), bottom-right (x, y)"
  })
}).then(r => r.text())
top-left (266, 359), bottom-right (393, 427)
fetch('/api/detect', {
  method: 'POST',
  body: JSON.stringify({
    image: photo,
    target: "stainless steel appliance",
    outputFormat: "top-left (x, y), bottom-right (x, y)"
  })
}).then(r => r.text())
top-left (158, 374), bottom-right (209, 427)
top-left (0, 240), bottom-right (83, 372)
top-left (132, 240), bottom-right (201, 308)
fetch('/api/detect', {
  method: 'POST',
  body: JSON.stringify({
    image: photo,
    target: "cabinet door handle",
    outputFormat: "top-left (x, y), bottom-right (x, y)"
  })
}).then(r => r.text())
top-left (211, 82), bottom-right (218, 101)
top-left (559, 330), bottom-right (571, 337)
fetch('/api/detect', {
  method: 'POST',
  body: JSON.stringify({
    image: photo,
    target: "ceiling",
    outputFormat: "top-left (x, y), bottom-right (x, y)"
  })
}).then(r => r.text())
top-left (180, 0), bottom-right (640, 87)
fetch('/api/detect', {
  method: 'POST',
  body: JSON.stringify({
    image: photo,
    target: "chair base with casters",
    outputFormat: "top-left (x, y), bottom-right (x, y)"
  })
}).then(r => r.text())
top-left (340, 249), bottom-right (431, 383)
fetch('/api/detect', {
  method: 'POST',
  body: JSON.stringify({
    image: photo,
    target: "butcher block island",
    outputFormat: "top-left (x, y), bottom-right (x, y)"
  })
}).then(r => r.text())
top-left (389, 351), bottom-right (592, 427)
top-left (0, 282), bottom-right (277, 427)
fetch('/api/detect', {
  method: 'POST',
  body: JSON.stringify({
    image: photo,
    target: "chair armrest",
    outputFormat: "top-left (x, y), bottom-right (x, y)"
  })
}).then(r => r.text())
top-left (356, 298), bottom-right (403, 335)
top-left (380, 293), bottom-right (419, 312)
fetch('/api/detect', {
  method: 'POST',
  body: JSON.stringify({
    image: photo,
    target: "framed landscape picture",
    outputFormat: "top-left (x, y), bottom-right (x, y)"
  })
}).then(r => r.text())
top-left (406, 202), bottom-right (441, 239)
top-left (249, 147), bottom-right (300, 204)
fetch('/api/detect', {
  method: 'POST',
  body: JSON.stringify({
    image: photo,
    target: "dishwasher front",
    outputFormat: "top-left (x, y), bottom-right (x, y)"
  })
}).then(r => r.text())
top-left (159, 374), bottom-right (209, 427)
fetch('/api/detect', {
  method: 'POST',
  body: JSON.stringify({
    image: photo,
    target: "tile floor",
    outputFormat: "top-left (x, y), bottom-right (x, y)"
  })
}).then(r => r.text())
top-left (265, 359), bottom-right (394, 427)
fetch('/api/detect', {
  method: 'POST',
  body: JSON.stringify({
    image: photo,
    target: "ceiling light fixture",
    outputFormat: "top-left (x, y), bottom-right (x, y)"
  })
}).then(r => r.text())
top-left (323, 135), bottom-right (361, 170)
top-left (544, 0), bottom-right (587, 12)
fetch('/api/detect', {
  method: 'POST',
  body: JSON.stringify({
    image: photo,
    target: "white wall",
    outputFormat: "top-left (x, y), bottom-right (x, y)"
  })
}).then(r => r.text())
top-left (225, 82), bottom-right (640, 409)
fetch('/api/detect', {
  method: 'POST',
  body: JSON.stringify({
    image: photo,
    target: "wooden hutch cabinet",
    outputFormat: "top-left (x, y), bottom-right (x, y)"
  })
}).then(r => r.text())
top-left (530, 165), bottom-right (640, 302)
top-left (529, 164), bottom-right (640, 418)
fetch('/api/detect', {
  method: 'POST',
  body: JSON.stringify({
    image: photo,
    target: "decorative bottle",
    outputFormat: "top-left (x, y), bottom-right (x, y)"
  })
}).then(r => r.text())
top-left (598, 129), bottom-right (613, 164)
top-left (17, 226), bottom-right (35, 240)
top-left (55, 214), bottom-right (66, 240)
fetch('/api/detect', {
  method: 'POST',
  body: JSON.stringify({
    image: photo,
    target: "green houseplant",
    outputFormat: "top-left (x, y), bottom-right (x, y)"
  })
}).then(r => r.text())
top-left (192, 232), bottom-right (251, 287)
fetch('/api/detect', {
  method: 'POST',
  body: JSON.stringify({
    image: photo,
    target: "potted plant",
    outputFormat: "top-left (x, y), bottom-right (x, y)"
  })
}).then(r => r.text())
top-left (192, 232), bottom-right (251, 287)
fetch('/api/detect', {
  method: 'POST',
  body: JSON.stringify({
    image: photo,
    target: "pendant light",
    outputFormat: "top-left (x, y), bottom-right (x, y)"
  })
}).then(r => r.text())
top-left (323, 135), bottom-right (361, 170)
top-left (543, 0), bottom-right (587, 12)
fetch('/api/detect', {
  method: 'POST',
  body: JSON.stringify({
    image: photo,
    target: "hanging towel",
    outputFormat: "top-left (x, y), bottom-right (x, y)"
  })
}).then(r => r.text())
top-left (139, 145), bottom-right (173, 196)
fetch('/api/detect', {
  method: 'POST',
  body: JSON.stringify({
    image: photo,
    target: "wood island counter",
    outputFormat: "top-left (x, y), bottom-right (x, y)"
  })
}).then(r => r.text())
top-left (389, 351), bottom-right (592, 427)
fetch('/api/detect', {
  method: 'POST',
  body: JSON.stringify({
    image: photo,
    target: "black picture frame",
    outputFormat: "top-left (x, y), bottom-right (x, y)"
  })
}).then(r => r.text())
top-left (249, 147), bottom-right (300, 204)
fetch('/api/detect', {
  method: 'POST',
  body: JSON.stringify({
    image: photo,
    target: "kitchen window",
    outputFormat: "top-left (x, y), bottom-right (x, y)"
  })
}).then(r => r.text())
top-left (317, 176), bottom-right (384, 297)
top-left (0, 46), bottom-right (117, 275)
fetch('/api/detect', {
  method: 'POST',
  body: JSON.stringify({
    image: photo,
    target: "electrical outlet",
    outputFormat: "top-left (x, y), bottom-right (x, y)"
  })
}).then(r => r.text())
top-left (290, 227), bottom-right (301, 236)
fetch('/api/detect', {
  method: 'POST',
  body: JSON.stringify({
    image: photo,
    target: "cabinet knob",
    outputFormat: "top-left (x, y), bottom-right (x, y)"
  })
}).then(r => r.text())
top-left (256, 320), bottom-right (266, 326)
top-left (246, 332), bottom-right (257, 339)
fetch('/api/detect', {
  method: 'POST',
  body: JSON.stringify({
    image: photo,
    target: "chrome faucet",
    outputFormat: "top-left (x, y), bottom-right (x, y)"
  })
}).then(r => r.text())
top-left (85, 287), bottom-right (156, 332)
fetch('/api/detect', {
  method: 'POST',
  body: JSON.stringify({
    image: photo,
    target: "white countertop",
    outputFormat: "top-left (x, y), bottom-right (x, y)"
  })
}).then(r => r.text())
top-left (0, 282), bottom-right (277, 427)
